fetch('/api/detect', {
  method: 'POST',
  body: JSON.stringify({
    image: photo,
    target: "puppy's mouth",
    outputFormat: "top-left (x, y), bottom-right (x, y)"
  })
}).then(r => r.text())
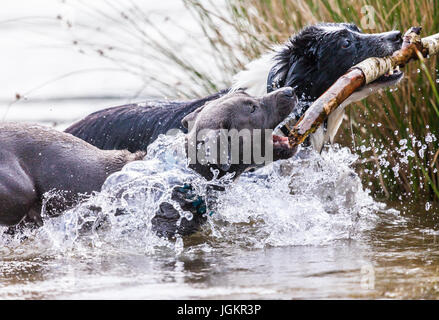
top-left (272, 134), bottom-right (291, 149)
top-left (371, 66), bottom-right (404, 84)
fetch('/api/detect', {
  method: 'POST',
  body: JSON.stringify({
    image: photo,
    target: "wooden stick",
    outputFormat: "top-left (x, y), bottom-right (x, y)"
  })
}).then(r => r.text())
top-left (286, 27), bottom-right (439, 147)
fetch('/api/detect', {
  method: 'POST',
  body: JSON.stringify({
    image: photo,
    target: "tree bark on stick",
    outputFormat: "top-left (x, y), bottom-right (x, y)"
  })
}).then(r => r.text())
top-left (286, 27), bottom-right (439, 148)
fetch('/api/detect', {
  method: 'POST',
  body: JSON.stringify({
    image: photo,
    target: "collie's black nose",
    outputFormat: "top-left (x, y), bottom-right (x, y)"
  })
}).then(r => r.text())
top-left (383, 30), bottom-right (402, 44)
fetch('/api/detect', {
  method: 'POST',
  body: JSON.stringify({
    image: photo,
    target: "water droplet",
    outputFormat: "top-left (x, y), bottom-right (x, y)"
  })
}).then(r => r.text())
top-left (425, 202), bottom-right (432, 211)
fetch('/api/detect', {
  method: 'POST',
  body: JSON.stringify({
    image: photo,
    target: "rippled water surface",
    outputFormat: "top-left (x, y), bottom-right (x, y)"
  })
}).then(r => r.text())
top-left (1, 134), bottom-right (438, 300)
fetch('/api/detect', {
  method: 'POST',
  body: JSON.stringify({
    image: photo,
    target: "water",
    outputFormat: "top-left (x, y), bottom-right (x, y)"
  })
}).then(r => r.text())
top-left (1, 134), bottom-right (438, 299)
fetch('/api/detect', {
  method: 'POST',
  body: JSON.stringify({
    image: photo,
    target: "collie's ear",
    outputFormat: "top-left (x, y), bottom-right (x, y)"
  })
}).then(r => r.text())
top-left (181, 106), bottom-right (205, 129)
top-left (267, 39), bottom-right (298, 93)
top-left (267, 64), bottom-right (288, 93)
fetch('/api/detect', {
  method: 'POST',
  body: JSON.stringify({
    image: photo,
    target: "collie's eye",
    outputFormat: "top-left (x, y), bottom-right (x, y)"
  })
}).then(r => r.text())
top-left (250, 105), bottom-right (257, 113)
top-left (341, 39), bottom-right (351, 49)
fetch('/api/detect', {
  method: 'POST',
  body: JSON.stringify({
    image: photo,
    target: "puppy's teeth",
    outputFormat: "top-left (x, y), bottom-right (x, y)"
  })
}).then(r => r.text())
top-left (389, 69), bottom-right (394, 75)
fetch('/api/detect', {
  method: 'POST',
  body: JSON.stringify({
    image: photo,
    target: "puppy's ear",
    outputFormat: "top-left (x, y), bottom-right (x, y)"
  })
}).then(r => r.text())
top-left (181, 106), bottom-right (204, 129)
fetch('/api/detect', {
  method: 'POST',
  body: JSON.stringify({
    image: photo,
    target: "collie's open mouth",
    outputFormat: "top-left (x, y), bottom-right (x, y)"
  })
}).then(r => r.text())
top-left (373, 66), bottom-right (404, 84)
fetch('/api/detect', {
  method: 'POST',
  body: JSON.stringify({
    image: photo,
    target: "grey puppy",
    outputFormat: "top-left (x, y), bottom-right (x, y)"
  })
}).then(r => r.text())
top-left (0, 87), bottom-right (297, 237)
top-left (154, 87), bottom-right (298, 237)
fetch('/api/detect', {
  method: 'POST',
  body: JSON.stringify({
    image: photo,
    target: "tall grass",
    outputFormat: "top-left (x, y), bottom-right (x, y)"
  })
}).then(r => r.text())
top-left (71, 0), bottom-right (439, 203)
top-left (61, 1), bottom-right (249, 98)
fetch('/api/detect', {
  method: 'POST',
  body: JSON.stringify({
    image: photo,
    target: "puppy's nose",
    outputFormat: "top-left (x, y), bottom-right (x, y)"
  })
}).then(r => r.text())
top-left (383, 30), bottom-right (402, 43)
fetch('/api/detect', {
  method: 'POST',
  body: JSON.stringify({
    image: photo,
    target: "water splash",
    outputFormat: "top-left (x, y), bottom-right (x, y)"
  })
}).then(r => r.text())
top-left (205, 146), bottom-right (383, 248)
top-left (0, 134), bottom-right (388, 257)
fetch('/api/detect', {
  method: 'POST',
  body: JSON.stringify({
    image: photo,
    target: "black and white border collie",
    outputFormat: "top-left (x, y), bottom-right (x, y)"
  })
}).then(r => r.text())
top-left (66, 23), bottom-right (404, 154)
top-left (231, 22), bottom-right (403, 151)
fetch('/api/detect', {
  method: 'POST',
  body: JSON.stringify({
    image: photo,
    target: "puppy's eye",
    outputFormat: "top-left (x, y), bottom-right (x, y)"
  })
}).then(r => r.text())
top-left (341, 39), bottom-right (351, 49)
top-left (250, 105), bottom-right (257, 113)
